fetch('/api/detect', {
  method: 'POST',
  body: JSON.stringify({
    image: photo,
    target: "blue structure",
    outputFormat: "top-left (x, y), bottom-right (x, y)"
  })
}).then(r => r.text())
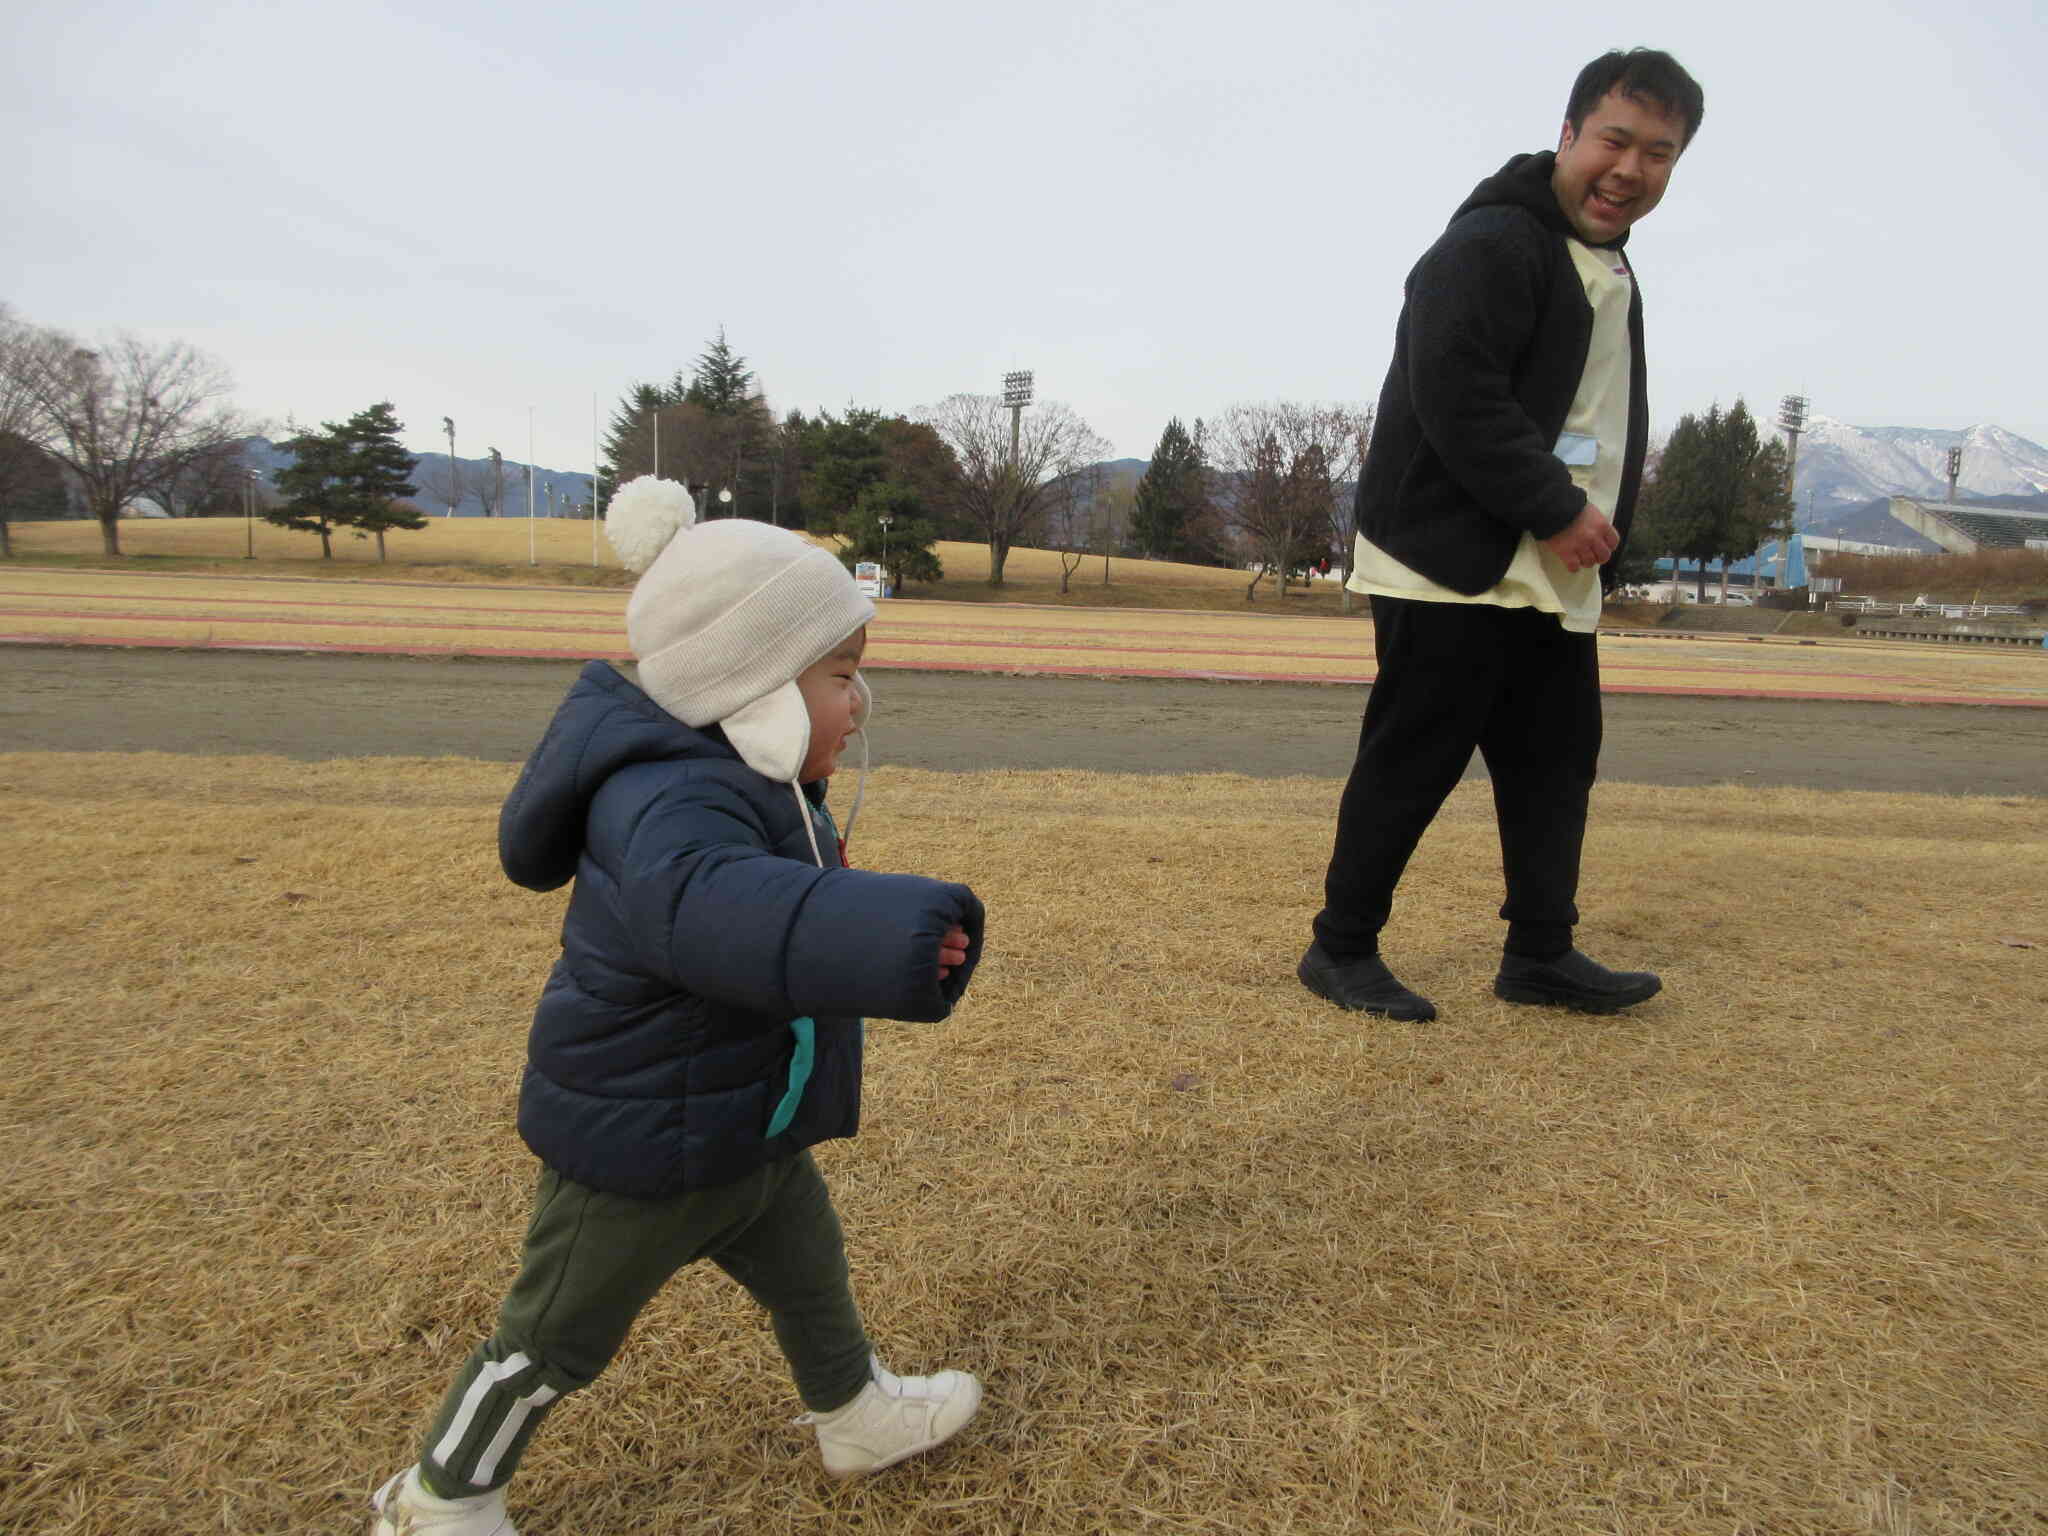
top-left (1653, 533), bottom-right (1807, 590)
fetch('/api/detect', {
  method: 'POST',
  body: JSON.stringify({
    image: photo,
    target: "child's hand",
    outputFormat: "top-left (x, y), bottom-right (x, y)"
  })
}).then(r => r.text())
top-left (937, 925), bottom-right (970, 980)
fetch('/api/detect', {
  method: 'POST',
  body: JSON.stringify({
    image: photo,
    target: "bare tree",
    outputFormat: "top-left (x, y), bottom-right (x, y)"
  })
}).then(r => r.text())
top-left (1329, 407), bottom-right (1373, 612)
top-left (478, 449), bottom-right (506, 518)
top-left (8, 328), bottom-right (246, 556)
top-left (1094, 477), bottom-right (1135, 585)
top-left (652, 399), bottom-right (761, 512)
top-left (918, 393), bottom-right (1112, 585)
top-left (144, 437), bottom-right (253, 517)
top-left (0, 305), bottom-right (58, 557)
top-left (422, 457), bottom-right (468, 517)
top-left (1047, 461), bottom-right (1103, 594)
top-left (1209, 401), bottom-right (1371, 601)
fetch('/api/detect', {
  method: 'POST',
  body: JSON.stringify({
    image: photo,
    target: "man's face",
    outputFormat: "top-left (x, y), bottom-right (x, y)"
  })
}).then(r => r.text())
top-left (1551, 87), bottom-right (1687, 245)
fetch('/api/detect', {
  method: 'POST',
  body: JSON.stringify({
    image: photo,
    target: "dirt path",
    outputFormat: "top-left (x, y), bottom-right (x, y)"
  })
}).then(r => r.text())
top-left (6, 646), bottom-right (2045, 795)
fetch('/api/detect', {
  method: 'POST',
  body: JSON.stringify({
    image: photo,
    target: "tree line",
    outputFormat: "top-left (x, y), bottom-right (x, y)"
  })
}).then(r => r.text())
top-left (600, 331), bottom-right (1384, 597)
top-left (5, 299), bottom-right (1799, 601)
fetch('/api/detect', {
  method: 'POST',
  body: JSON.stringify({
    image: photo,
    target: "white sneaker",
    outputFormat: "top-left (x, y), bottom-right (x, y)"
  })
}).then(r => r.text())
top-left (801, 1356), bottom-right (983, 1476)
top-left (370, 1465), bottom-right (518, 1535)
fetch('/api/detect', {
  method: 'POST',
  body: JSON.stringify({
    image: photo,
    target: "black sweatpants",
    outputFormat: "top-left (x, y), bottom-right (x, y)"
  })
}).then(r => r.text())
top-left (1313, 594), bottom-right (1602, 961)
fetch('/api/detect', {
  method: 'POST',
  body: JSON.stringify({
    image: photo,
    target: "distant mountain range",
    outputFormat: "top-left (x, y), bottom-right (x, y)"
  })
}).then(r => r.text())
top-left (1792, 418), bottom-right (2048, 508)
top-left (241, 438), bottom-right (595, 518)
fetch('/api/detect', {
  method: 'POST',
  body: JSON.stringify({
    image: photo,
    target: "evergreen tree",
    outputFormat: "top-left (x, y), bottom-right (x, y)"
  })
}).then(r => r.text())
top-left (836, 482), bottom-right (944, 591)
top-left (342, 402), bottom-right (425, 560)
top-left (599, 331), bottom-right (778, 519)
top-left (682, 327), bottom-right (756, 415)
top-left (272, 424), bottom-right (355, 558)
top-left (1631, 399), bottom-right (1793, 599)
top-left (1130, 417), bottom-right (1206, 561)
top-left (270, 401), bottom-right (420, 560)
top-left (798, 408), bottom-right (890, 538)
top-left (598, 381), bottom-right (672, 501)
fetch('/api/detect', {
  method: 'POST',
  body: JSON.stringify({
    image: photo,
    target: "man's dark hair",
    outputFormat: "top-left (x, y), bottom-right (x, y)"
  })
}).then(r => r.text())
top-left (1565, 48), bottom-right (1705, 146)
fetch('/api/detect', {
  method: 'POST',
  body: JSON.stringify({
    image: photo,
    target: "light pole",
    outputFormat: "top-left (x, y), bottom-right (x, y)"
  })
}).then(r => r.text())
top-left (1775, 394), bottom-right (1809, 592)
top-left (244, 469), bottom-right (258, 558)
top-left (527, 406), bottom-right (537, 566)
top-left (1003, 370), bottom-right (1034, 467)
top-left (718, 486), bottom-right (733, 519)
top-left (878, 513), bottom-right (893, 597)
top-left (442, 417), bottom-right (457, 517)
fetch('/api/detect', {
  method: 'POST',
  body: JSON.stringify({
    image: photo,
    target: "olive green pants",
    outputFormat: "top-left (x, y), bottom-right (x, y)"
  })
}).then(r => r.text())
top-left (417, 1149), bottom-right (871, 1497)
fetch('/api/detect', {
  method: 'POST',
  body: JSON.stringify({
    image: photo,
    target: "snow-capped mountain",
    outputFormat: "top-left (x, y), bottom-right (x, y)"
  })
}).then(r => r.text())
top-left (1792, 417), bottom-right (2048, 511)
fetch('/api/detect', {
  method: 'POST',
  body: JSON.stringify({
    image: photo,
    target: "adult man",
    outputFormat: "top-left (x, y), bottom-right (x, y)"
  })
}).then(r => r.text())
top-left (1300, 48), bottom-right (1704, 1021)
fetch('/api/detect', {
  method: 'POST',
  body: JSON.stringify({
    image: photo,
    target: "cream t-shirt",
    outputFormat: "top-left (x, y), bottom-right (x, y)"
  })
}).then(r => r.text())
top-left (1348, 238), bottom-right (1634, 634)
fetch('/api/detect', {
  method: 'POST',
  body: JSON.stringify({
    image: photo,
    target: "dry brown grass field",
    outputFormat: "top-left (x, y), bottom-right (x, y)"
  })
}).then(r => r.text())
top-left (3, 751), bottom-right (2045, 1535)
top-left (8, 516), bottom-right (1358, 615)
top-left (14, 514), bottom-right (2046, 613)
top-left (6, 562), bottom-right (2044, 704)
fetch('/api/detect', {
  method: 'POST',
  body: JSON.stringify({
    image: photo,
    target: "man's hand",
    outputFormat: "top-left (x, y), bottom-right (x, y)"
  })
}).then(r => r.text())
top-left (1541, 501), bottom-right (1620, 573)
top-left (937, 925), bottom-right (970, 980)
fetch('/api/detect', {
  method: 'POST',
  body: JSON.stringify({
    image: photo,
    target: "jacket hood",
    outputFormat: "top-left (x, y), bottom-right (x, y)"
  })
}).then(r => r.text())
top-left (1451, 150), bottom-right (1622, 248)
top-left (500, 661), bottom-right (736, 891)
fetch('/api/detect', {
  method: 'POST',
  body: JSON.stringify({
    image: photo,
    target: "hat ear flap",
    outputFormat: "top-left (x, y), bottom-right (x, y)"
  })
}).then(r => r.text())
top-left (718, 680), bottom-right (812, 783)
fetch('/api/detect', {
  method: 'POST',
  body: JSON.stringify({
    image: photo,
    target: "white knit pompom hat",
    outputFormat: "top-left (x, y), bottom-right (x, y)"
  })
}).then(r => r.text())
top-left (607, 476), bottom-right (874, 783)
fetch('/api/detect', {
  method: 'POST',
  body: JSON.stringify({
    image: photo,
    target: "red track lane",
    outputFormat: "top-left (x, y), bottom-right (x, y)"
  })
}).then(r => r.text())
top-left (0, 605), bottom-right (1976, 684)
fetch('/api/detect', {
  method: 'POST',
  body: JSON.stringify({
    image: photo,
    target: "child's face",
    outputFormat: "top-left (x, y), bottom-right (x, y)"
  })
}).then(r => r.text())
top-left (795, 627), bottom-right (866, 781)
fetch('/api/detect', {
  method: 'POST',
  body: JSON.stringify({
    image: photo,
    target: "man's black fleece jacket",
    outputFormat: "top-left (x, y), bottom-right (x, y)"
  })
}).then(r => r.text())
top-left (1354, 149), bottom-right (1649, 596)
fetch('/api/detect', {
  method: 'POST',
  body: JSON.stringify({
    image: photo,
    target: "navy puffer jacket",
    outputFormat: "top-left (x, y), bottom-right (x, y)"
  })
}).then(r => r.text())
top-left (498, 661), bottom-right (985, 1198)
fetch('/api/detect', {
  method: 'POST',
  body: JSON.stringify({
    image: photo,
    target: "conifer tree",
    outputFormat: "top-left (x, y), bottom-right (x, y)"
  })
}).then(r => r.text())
top-left (270, 401), bottom-right (420, 560)
top-left (683, 328), bottom-right (756, 415)
top-left (1131, 417), bottom-right (1206, 561)
top-left (598, 382), bottom-right (672, 500)
top-left (342, 402), bottom-right (425, 560)
top-left (1632, 398), bottom-right (1793, 599)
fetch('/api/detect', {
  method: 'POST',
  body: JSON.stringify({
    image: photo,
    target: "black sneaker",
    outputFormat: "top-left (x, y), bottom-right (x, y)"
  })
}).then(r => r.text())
top-left (1298, 943), bottom-right (1437, 1021)
top-left (1493, 950), bottom-right (1661, 1013)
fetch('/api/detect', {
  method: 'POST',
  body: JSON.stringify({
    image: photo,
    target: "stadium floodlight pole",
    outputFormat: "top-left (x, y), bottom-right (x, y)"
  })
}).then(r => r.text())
top-left (443, 417), bottom-right (457, 516)
top-left (1003, 370), bottom-right (1034, 468)
top-left (652, 404), bottom-right (660, 480)
top-left (1776, 394), bottom-right (1809, 590)
top-left (527, 406), bottom-right (538, 566)
top-left (244, 469), bottom-right (257, 558)
top-left (592, 392), bottom-right (601, 567)
top-left (1946, 445), bottom-right (1962, 503)
top-left (879, 512), bottom-right (893, 596)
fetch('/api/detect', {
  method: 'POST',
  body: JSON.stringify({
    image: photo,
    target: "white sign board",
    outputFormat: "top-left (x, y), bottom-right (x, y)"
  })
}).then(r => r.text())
top-left (854, 561), bottom-right (885, 598)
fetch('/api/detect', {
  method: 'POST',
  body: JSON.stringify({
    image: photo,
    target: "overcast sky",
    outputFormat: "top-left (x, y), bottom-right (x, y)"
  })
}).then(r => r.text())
top-left (5, 0), bottom-right (2043, 474)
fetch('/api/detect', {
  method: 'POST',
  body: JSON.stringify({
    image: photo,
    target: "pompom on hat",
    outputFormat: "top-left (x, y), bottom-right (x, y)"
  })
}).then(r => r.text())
top-left (607, 476), bottom-right (874, 783)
